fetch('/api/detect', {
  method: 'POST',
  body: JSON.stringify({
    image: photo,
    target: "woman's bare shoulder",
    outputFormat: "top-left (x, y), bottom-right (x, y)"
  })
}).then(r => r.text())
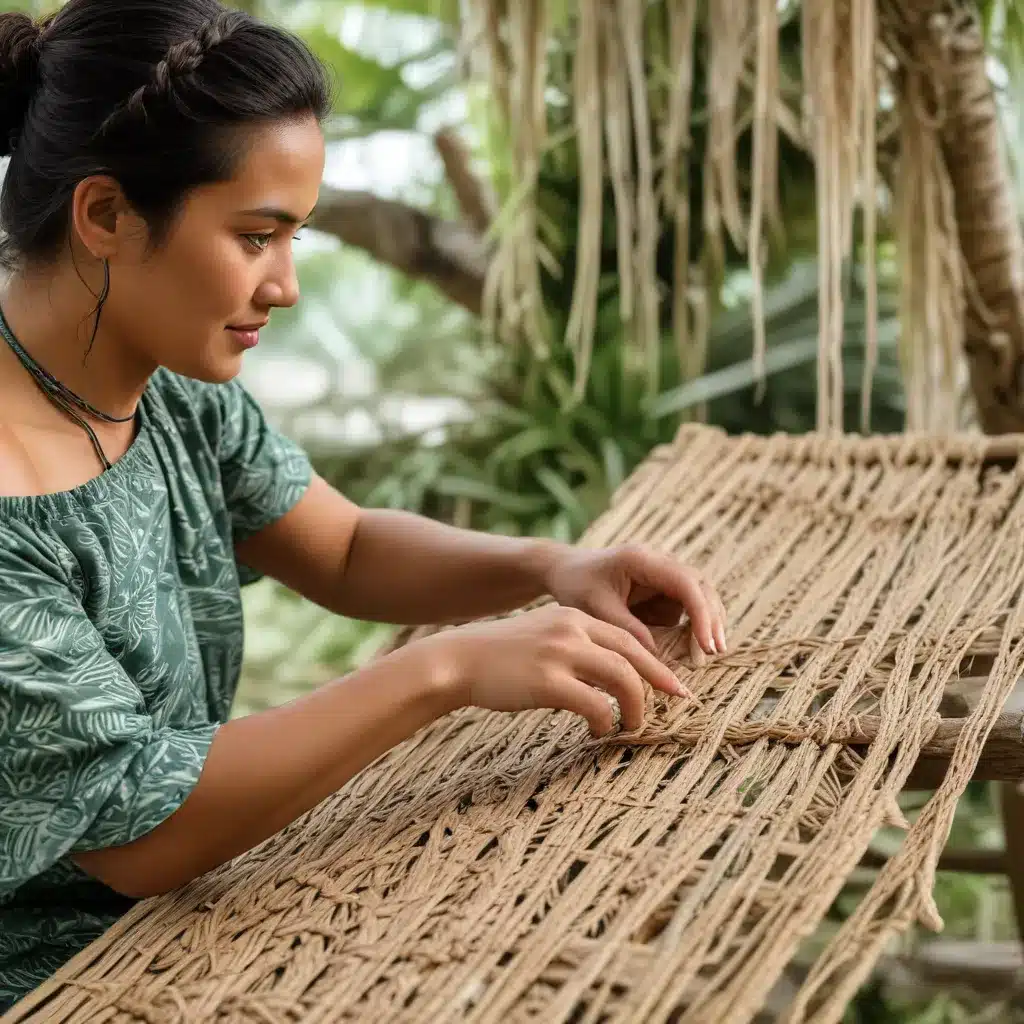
top-left (0, 421), bottom-right (48, 499)
top-left (0, 411), bottom-right (115, 499)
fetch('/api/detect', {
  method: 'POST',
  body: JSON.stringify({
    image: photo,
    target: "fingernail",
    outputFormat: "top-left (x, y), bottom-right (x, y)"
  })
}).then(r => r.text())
top-left (709, 638), bottom-right (718, 655)
top-left (675, 681), bottom-right (700, 704)
top-left (680, 685), bottom-right (702, 708)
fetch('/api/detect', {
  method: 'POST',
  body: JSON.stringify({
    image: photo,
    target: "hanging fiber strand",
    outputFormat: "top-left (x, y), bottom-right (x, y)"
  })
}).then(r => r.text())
top-left (749, 0), bottom-right (781, 395)
top-left (882, 0), bottom-right (968, 433)
top-left (469, 0), bottom-right (972, 435)
top-left (564, 0), bottom-right (603, 398)
top-left (619, 0), bottom-right (662, 396)
top-left (660, 0), bottom-right (701, 384)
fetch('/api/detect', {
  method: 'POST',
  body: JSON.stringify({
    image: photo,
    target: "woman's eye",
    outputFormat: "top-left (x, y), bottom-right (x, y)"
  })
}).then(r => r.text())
top-left (242, 233), bottom-right (273, 253)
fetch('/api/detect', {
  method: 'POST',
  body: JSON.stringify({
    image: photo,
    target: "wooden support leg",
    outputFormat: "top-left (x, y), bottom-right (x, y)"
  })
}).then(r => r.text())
top-left (999, 781), bottom-right (1024, 939)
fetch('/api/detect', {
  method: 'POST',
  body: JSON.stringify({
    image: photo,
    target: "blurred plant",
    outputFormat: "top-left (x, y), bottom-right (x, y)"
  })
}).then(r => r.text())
top-left (298, 259), bottom-right (904, 546)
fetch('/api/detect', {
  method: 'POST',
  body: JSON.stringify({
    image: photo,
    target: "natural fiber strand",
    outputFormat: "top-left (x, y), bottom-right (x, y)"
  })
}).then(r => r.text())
top-left (661, 0), bottom-right (698, 383)
top-left (479, 0), bottom-right (551, 358)
top-left (802, 0), bottom-right (878, 433)
top-left (618, 0), bottom-right (661, 396)
top-left (749, 0), bottom-right (780, 396)
top-left (470, 0), bottom-right (981, 440)
top-left (600, 2), bottom-right (636, 329)
top-left (704, 0), bottom-right (750, 283)
top-left (881, 1), bottom-right (968, 433)
top-left (858, 0), bottom-right (880, 432)
top-left (564, 0), bottom-right (602, 398)
top-left (9, 426), bottom-right (1024, 1024)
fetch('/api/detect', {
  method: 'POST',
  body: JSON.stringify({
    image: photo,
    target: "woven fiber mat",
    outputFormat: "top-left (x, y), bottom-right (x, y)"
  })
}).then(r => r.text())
top-left (9, 424), bottom-right (1024, 1024)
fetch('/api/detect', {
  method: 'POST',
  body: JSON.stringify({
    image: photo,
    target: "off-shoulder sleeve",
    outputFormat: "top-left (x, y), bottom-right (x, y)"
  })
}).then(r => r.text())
top-left (206, 379), bottom-right (313, 544)
top-left (0, 532), bottom-right (218, 896)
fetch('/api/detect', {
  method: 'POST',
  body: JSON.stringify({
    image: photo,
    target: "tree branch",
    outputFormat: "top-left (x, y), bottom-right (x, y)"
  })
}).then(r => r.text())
top-left (888, 939), bottom-right (1024, 1000)
top-left (897, 712), bottom-right (1024, 788)
top-left (434, 128), bottom-right (495, 233)
top-left (859, 845), bottom-right (1008, 876)
top-left (312, 186), bottom-right (490, 314)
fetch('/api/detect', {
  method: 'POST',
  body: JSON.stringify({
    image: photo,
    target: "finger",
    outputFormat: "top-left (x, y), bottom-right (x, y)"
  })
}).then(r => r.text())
top-left (700, 578), bottom-right (728, 653)
top-left (709, 583), bottom-right (729, 652)
top-left (582, 589), bottom-right (658, 655)
top-left (687, 625), bottom-right (708, 669)
top-left (570, 645), bottom-right (647, 732)
top-left (584, 616), bottom-right (694, 702)
top-left (623, 548), bottom-right (717, 655)
top-left (539, 673), bottom-right (620, 737)
top-left (715, 597), bottom-right (728, 653)
top-left (698, 574), bottom-right (726, 622)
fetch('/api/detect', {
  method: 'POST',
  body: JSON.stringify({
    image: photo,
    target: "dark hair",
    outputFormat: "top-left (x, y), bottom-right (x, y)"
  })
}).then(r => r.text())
top-left (0, 0), bottom-right (332, 269)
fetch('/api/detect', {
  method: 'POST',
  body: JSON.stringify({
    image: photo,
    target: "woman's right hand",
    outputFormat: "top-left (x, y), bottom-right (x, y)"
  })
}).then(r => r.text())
top-left (409, 605), bottom-right (694, 737)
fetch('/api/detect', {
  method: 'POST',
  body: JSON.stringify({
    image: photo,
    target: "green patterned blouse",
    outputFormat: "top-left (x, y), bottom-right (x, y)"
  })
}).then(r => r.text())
top-left (0, 369), bottom-right (312, 1011)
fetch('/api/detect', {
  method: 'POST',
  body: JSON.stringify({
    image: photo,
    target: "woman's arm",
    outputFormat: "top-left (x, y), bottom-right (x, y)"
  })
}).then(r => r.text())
top-left (73, 600), bottom-right (691, 900)
top-left (236, 474), bottom-right (727, 654)
top-left (235, 474), bottom-right (568, 625)
top-left (74, 641), bottom-right (456, 899)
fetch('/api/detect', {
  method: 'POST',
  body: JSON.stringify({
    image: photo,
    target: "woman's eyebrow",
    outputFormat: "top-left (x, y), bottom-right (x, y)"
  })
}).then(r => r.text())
top-left (238, 206), bottom-right (316, 225)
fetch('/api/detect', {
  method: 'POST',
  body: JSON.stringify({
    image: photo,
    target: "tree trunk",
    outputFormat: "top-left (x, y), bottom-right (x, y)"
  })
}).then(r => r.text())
top-left (930, 0), bottom-right (1024, 951)
top-left (939, 1), bottom-right (1024, 433)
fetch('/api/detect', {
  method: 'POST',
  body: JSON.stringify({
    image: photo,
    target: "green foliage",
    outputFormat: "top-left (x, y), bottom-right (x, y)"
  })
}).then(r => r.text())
top-left (304, 258), bottom-right (905, 550)
top-left (353, 0), bottom-right (460, 23)
top-left (266, 3), bottom-right (457, 137)
top-left (305, 24), bottom-right (423, 120)
top-left (236, 578), bottom-right (394, 716)
top-left (981, 0), bottom-right (1024, 206)
top-left (237, 0), bottom-right (458, 22)
top-left (6, 0), bottom-right (60, 13)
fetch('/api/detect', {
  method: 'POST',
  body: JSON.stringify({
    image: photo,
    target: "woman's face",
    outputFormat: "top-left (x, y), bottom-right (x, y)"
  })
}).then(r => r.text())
top-left (103, 115), bottom-right (326, 384)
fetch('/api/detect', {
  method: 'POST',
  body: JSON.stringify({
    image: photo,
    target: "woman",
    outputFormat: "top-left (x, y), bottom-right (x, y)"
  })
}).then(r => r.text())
top-left (0, 0), bottom-right (726, 1009)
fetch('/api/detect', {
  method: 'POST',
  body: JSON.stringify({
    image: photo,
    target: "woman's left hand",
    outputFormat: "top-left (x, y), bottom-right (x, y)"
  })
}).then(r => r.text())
top-left (543, 545), bottom-right (727, 659)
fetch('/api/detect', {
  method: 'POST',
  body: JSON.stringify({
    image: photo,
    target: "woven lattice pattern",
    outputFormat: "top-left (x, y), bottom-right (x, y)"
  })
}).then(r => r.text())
top-left (9, 425), bottom-right (1024, 1024)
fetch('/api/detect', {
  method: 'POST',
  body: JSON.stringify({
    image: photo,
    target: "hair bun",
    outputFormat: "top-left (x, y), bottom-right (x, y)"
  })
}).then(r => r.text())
top-left (0, 13), bottom-right (43, 158)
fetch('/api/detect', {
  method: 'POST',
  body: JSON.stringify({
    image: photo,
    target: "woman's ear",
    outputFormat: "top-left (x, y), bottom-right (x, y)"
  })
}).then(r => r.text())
top-left (69, 175), bottom-right (139, 261)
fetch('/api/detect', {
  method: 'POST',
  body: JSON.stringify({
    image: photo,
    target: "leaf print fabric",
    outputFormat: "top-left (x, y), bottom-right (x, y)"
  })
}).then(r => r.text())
top-left (0, 370), bottom-right (312, 1012)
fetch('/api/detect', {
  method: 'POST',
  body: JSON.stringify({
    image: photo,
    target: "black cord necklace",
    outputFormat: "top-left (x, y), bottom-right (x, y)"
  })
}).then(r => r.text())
top-left (0, 303), bottom-right (135, 472)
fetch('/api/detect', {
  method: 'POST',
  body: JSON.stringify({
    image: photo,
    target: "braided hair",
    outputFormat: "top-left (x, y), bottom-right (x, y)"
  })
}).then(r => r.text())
top-left (98, 11), bottom-right (244, 138)
top-left (0, 0), bottom-right (332, 269)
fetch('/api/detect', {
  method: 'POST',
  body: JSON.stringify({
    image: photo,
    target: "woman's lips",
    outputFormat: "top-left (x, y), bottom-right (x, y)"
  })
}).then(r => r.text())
top-left (226, 324), bottom-right (266, 349)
